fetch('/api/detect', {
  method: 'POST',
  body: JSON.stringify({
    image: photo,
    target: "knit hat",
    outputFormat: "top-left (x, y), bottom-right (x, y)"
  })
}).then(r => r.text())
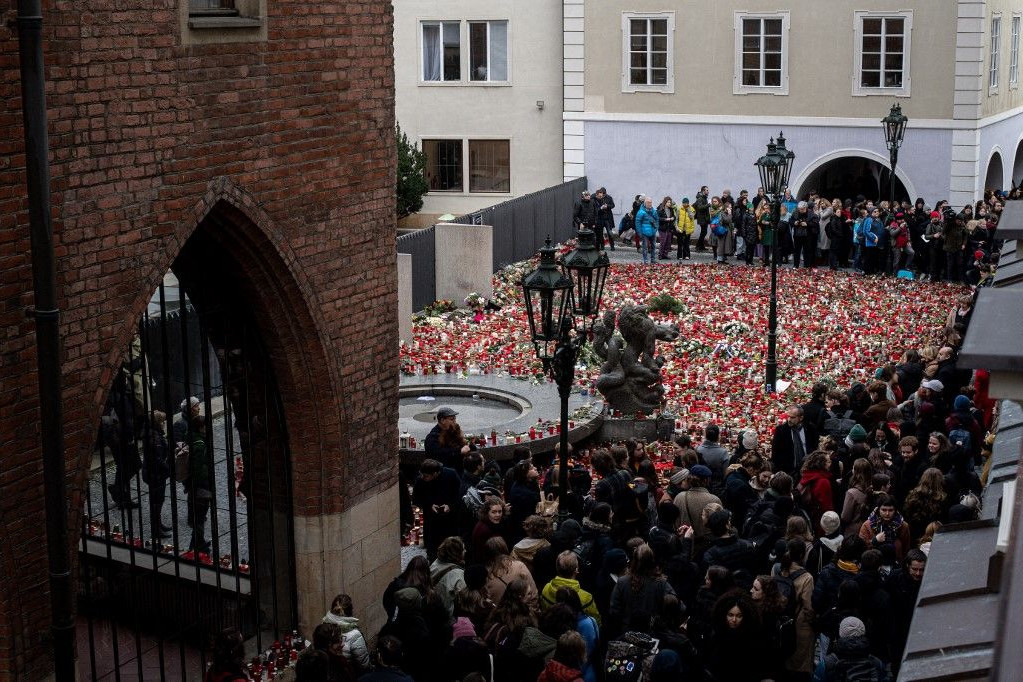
top-left (394, 587), bottom-right (423, 612)
top-left (603, 548), bottom-right (629, 574)
top-left (921, 379), bottom-right (944, 393)
top-left (930, 211), bottom-right (940, 219)
top-left (557, 519), bottom-right (583, 543)
top-left (820, 511), bottom-right (841, 535)
top-left (451, 616), bottom-right (477, 640)
top-left (669, 469), bottom-right (690, 487)
top-left (682, 197), bottom-right (690, 204)
top-left (847, 424), bottom-right (868, 443)
top-left (954, 394), bottom-right (972, 411)
top-left (690, 464), bottom-right (713, 479)
top-left (741, 430), bottom-right (758, 451)
top-left (839, 616), bottom-right (867, 639)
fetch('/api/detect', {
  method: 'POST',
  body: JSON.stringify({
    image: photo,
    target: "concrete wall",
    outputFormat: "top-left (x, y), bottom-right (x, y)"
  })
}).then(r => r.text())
top-left (394, 0), bottom-right (564, 218)
top-left (582, 0), bottom-right (957, 120)
top-left (434, 223), bottom-right (494, 302)
top-left (398, 253), bottom-right (413, 343)
top-left (582, 120), bottom-right (952, 218)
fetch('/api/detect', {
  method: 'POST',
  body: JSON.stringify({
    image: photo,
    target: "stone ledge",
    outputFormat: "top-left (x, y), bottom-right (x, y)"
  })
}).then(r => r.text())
top-left (188, 15), bottom-right (263, 29)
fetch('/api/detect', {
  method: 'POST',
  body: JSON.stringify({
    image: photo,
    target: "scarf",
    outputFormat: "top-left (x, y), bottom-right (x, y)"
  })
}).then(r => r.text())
top-left (866, 508), bottom-right (905, 537)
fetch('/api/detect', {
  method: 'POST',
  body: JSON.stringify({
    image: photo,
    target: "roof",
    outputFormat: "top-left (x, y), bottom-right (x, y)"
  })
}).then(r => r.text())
top-left (957, 289), bottom-right (1023, 372)
top-left (995, 201), bottom-right (1023, 241)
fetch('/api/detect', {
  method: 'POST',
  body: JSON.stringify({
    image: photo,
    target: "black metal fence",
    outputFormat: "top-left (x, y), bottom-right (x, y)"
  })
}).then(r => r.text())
top-left (397, 177), bottom-right (588, 311)
top-left (78, 264), bottom-right (296, 681)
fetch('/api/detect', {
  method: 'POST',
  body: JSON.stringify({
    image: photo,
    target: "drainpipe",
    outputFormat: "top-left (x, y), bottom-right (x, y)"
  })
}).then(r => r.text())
top-left (16, 0), bottom-right (75, 678)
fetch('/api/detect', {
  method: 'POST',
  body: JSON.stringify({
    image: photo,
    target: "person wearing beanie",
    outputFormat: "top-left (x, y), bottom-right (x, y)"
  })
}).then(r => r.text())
top-left (676, 196), bottom-right (696, 260)
top-left (673, 464), bottom-right (722, 538)
top-left (807, 510), bottom-right (845, 576)
top-left (844, 423), bottom-right (869, 450)
top-left (814, 616), bottom-right (888, 681)
top-left (666, 468), bottom-right (690, 499)
top-left (945, 393), bottom-right (983, 462)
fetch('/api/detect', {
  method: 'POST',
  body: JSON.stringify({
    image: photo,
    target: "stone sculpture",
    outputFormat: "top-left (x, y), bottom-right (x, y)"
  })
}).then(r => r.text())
top-left (591, 304), bottom-right (679, 415)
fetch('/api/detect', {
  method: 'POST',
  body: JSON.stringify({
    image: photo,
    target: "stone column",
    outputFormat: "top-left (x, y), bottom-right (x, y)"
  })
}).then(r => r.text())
top-left (434, 223), bottom-right (493, 304)
top-left (397, 253), bottom-right (412, 343)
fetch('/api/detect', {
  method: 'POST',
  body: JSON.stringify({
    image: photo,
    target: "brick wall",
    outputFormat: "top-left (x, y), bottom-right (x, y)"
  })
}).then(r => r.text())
top-left (0, 0), bottom-right (396, 677)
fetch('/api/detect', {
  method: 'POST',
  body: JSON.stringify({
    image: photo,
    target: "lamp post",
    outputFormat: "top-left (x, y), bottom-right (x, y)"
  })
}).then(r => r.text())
top-left (521, 228), bottom-right (609, 521)
top-left (882, 103), bottom-right (908, 206)
top-left (755, 132), bottom-right (795, 394)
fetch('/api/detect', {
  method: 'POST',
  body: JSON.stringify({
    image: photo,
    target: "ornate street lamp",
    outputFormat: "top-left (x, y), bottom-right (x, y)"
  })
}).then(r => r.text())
top-left (755, 132), bottom-right (795, 394)
top-left (882, 103), bottom-right (908, 205)
top-left (521, 228), bottom-right (609, 521)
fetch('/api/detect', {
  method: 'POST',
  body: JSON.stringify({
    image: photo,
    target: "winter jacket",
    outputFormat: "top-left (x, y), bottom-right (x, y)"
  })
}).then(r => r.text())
top-left (694, 193), bottom-right (710, 223)
top-left (673, 487), bottom-right (721, 538)
top-left (858, 508), bottom-right (912, 561)
top-left (676, 205), bottom-right (696, 235)
top-left (487, 557), bottom-right (538, 605)
top-left (428, 559), bottom-right (466, 620)
top-left (722, 469), bottom-right (759, 531)
top-left (573, 198), bottom-right (598, 227)
top-left (812, 635), bottom-right (889, 682)
top-left (187, 430), bottom-right (211, 493)
top-left (323, 612), bottom-right (372, 672)
top-left (701, 534), bottom-right (757, 575)
top-left (696, 441), bottom-right (730, 490)
top-left (595, 194), bottom-right (616, 228)
top-left (610, 574), bottom-right (674, 633)
top-left (540, 576), bottom-right (601, 624)
top-left (510, 537), bottom-right (549, 572)
top-left (635, 205), bottom-right (659, 238)
top-left (840, 487), bottom-right (870, 536)
top-left (797, 469), bottom-right (834, 531)
top-left (812, 561), bottom-right (860, 615)
top-left (537, 660), bottom-right (583, 682)
top-left (657, 205), bottom-right (677, 232)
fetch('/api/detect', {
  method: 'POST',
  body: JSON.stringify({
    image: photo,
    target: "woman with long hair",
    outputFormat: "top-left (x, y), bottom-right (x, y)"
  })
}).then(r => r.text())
top-left (382, 554), bottom-right (432, 623)
top-left (773, 539), bottom-right (815, 678)
top-left (841, 458), bottom-right (874, 536)
top-left (481, 577), bottom-right (536, 652)
top-left (785, 515), bottom-right (814, 556)
top-left (750, 575), bottom-right (789, 680)
top-left (484, 536), bottom-right (537, 606)
top-left (708, 590), bottom-right (766, 682)
top-left (903, 467), bottom-right (949, 541)
top-left (473, 495), bottom-right (507, 561)
top-left (927, 432), bottom-right (955, 473)
top-left (657, 196), bottom-right (677, 260)
top-left (609, 543), bottom-right (674, 637)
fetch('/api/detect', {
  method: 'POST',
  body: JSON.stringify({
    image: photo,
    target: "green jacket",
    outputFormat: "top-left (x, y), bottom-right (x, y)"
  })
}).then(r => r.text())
top-left (540, 576), bottom-right (601, 624)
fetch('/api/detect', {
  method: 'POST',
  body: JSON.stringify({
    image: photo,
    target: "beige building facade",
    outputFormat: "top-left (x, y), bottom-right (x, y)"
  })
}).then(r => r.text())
top-left (564, 0), bottom-right (1023, 212)
top-left (393, 0), bottom-right (564, 225)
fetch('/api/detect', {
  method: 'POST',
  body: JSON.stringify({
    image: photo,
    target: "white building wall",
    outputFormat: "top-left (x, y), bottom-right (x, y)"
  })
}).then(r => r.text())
top-left (979, 109), bottom-right (1023, 193)
top-left (394, 0), bottom-right (564, 221)
top-left (582, 119), bottom-right (953, 223)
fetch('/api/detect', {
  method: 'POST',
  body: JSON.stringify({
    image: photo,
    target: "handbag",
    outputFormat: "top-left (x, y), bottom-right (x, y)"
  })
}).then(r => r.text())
top-left (536, 493), bottom-right (559, 518)
top-left (173, 442), bottom-right (191, 482)
top-left (620, 228), bottom-right (636, 243)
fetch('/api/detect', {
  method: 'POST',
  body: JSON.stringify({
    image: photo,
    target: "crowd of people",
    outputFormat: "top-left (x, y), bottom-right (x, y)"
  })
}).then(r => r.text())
top-left (574, 184), bottom-right (1013, 283)
top-left (202, 189), bottom-right (1011, 681)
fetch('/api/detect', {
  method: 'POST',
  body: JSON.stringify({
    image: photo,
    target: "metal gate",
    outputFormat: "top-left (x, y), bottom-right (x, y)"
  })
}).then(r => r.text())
top-left (78, 269), bottom-right (297, 680)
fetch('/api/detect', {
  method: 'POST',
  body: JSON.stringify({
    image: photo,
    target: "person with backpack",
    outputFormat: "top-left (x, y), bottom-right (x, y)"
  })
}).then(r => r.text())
top-left (840, 458), bottom-right (874, 536)
top-left (540, 551), bottom-right (602, 625)
top-left (701, 510), bottom-right (757, 577)
top-left (945, 394), bottom-right (983, 463)
top-left (574, 503), bottom-right (614, 591)
top-left (591, 449), bottom-right (639, 543)
top-left (609, 544), bottom-right (675, 638)
top-left (749, 575), bottom-right (791, 680)
top-left (812, 616), bottom-right (889, 682)
top-left (808, 511), bottom-right (845, 577)
top-left (773, 540), bottom-right (816, 677)
top-left (813, 535), bottom-right (866, 616)
top-left (429, 537), bottom-right (467, 622)
top-left (797, 451), bottom-right (835, 534)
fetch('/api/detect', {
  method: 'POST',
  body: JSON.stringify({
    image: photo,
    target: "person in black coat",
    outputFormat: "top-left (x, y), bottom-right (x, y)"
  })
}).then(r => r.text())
top-left (142, 411), bottom-right (173, 538)
top-left (771, 406), bottom-right (820, 477)
top-left (505, 461), bottom-right (541, 545)
top-left (722, 454), bottom-right (763, 531)
top-left (802, 382), bottom-right (829, 434)
top-left (594, 187), bottom-right (616, 250)
top-left (896, 350), bottom-right (924, 397)
top-left (573, 190), bottom-right (598, 230)
top-left (412, 459), bottom-right (462, 560)
top-left (425, 407), bottom-right (471, 474)
top-left (701, 510), bottom-right (756, 580)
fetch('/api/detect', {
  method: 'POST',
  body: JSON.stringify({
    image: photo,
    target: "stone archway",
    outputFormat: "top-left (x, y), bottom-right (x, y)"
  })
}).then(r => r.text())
top-left (791, 149), bottom-right (916, 203)
top-left (985, 149), bottom-right (1005, 192)
top-left (1014, 137), bottom-right (1023, 188)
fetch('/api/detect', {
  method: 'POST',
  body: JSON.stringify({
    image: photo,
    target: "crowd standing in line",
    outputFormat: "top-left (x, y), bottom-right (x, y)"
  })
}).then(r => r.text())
top-left (205, 187), bottom-right (1015, 681)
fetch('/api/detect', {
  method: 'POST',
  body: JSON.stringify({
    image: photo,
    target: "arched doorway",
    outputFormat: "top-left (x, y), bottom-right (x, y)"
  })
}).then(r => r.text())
top-left (985, 150), bottom-right (1005, 192)
top-left (1014, 139), bottom-right (1023, 189)
top-left (77, 205), bottom-right (300, 680)
top-left (791, 150), bottom-right (913, 203)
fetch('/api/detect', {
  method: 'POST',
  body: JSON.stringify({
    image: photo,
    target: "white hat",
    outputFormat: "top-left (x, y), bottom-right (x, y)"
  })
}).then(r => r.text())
top-left (741, 430), bottom-right (757, 450)
top-left (839, 616), bottom-right (866, 639)
top-left (180, 396), bottom-right (200, 413)
top-left (921, 379), bottom-right (944, 393)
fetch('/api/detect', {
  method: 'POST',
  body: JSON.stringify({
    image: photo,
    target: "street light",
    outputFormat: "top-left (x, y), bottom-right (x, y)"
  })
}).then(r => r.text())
top-left (755, 132), bottom-right (795, 394)
top-left (521, 228), bottom-right (609, 521)
top-left (882, 103), bottom-right (908, 205)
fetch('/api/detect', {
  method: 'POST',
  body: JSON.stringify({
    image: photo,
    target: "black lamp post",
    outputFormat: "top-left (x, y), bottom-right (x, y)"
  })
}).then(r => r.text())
top-left (882, 103), bottom-right (908, 206)
top-left (521, 228), bottom-right (609, 521)
top-left (755, 132), bottom-right (795, 394)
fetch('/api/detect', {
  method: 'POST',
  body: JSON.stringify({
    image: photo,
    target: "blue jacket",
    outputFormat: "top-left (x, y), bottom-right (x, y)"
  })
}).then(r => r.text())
top-left (635, 205), bottom-right (659, 238)
top-left (863, 217), bottom-right (883, 248)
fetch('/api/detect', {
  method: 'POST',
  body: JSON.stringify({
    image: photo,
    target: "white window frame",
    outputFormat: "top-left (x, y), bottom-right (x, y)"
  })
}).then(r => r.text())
top-left (990, 14), bottom-right (1002, 94)
top-left (418, 19), bottom-right (512, 86)
top-left (852, 10), bottom-right (912, 97)
top-left (1011, 14), bottom-right (1021, 89)
top-left (421, 136), bottom-right (513, 196)
top-left (621, 12), bottom-right (675, 94)
top-left (467, 20), bottom-right (509, 83)
top-left (732, 11), bottom-right (790, 95)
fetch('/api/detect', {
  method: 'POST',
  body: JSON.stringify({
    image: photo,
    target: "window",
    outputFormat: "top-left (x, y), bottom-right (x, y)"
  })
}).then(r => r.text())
top-left (853, 11), bottom-right (912, 96)
top-left (622, 13), bottom-right (675, 93)
top-left (469, 140), bottom-right (510, 193)
top-left (189, 0), bottom-right (234, 11)
top-left (423, 139), bottom-right (463, 191)
top-left (1011, 15), bottom-right (1020, 87)
top-left (733, 12), bottom-right (790, 94)
top-left (990, 16), bottom-right (1001, 91)
top-left (469, 21), bottom-right (508, 82)
top-left (423, 139), bottom-right (511, 194)
top-left (422, 22), bottom-right (461, 82)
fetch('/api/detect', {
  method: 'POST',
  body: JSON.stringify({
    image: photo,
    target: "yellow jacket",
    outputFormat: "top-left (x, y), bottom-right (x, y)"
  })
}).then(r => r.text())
top-left (676, 206), bottom-right (696, 235)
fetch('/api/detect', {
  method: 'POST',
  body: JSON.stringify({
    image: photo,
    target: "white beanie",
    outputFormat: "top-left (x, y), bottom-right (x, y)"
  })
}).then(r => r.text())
top-left (839, 616), bottom-right (866, 639)
top-left (741, 430), bottom-right (758, 451)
